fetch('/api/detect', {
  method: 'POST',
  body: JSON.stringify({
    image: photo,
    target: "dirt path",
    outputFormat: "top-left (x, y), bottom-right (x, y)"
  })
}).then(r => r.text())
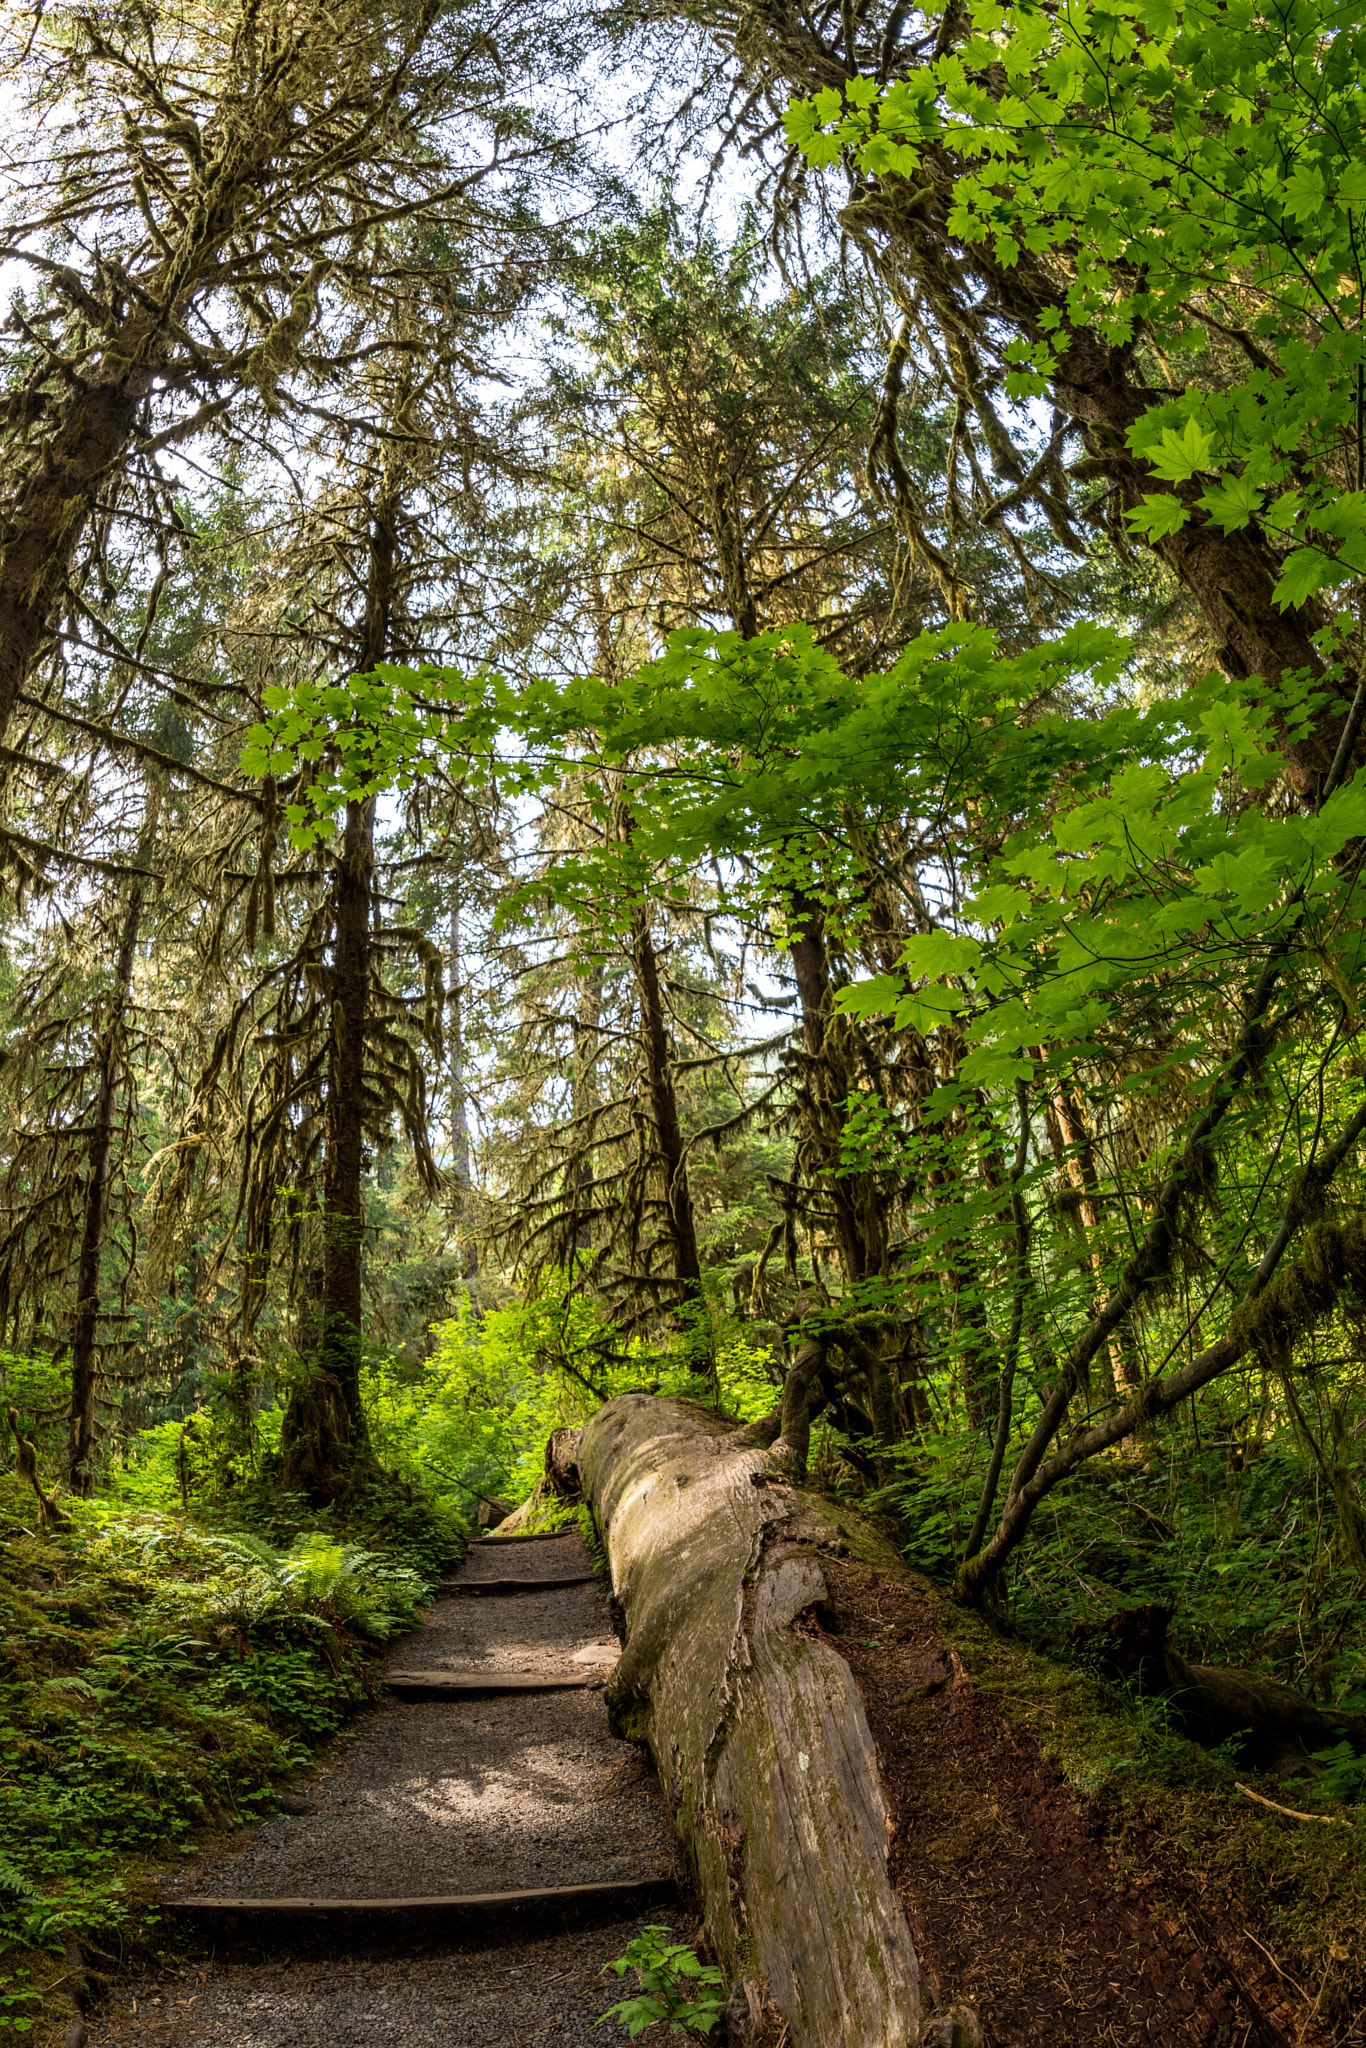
top-left (85, 1531), bottom-right (688, 2048)
top-left (822, 1560), bottom-right (1315, 2048)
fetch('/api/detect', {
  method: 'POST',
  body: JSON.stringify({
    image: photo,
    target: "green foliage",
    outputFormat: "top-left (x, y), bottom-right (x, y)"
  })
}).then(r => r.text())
top-left (0, 1966), bottom-right (42, 2035)
top-left (594, 1926), bottom-right (727, 2040)
top-left (1310, 1740), bottom-right (1366, 1802)
top-left (879, 1381), bottom-right (1366, 1724)
top-left (0, 1427), bottom-right (449, 1988)
top-left (787, 0), bottom-right (1366, 616)
top-left (0, 1349), bottom-right (68, 1477)
top-left (368, 1279), bottom-right (780, 1511)
top-left (243, 612), bottom-right (1366, 1110)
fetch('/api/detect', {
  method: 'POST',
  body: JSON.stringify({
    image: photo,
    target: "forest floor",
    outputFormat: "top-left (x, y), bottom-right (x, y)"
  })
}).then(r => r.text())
top-left (823, 1556), bottom-right (1366, 2048)
top-left (14, 1493), bottom-right (1365, 2047)
top-left (79, 1531), bottom-right (693, 2048)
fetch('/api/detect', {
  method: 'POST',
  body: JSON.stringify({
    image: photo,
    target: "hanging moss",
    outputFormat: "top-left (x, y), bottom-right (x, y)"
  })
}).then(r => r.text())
top-left (1228, 1214), bottom-right (1366, 1371)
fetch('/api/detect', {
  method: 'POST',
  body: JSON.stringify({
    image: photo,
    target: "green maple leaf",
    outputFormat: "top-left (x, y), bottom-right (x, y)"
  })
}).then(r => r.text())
top-left (1274, 545), bottom-right (1343, 607)
top-left (1125, 491), bottom-right (1192, 538)
top-left (1142, 417), bottom-right (1217, 482)
top-left (1199, 471), bottom-right (1262, 531)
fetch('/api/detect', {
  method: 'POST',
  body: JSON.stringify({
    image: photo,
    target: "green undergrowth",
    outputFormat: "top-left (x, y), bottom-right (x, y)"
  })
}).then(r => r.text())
top-left (0, 1472), bottom-right (461, 2040)
top-left (874, 1398), bottom-right (1366, 1706)
top-left (374, 1287), bottom-right (779, 1517)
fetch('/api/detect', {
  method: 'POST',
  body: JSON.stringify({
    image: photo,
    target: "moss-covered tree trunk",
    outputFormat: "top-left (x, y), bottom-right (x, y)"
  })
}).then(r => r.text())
top-left (282, 471), bottom-right (397, 1498)
top-left (69, 784), bottom-right (160, 1494)
top-left (787, 887), bottom-right (882, 1289)
top-left (632, 908), bottom-right (705, 1316)
top-left (558, 1392), bottom-right (924, 2048)
top-left (320, 791), bottom-right (374, 1411)
top-left (281, 790), bottom-right (376, 1500)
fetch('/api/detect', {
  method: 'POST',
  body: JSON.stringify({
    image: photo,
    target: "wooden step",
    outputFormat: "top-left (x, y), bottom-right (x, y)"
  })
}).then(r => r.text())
top-left (164, 1874), bottom-right (678, 1917)
top-left (434, 1573), bottom-right (598, 1595)
top-left (386, 1669), bottom-right (603, 1695)
top-left (476, 1528), bottom-right (575, 1545)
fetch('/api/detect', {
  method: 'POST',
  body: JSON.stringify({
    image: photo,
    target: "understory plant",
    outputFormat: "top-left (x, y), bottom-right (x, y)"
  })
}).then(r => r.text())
top-left (595, 1925), bottom-right (727, 2040)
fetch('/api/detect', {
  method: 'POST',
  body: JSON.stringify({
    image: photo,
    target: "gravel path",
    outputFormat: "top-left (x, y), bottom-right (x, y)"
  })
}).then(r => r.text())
top-left (86, 1530), bottom-right (692, 2047)
top-left (85, 1917), bottom-right (697, 2046)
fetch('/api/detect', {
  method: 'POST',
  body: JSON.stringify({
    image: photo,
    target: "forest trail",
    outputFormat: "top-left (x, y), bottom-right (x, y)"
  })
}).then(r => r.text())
top-left (826, 1562), bottom-right (1326, 2048)
top-left (83, 1530), bottom-right (686, 2048)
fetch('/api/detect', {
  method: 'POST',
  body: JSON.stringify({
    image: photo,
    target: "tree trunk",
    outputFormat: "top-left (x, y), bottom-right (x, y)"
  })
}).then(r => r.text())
top-left (632, 908), bottom-right (707, 1328)
top-left (0, 9), bottom-right (334, 745)
top-left (321, 791), bottom-right (374, 1412)
top-left (283, 459), bottom-right (399, 1498)
top-left (570, 954), bottom-right (605, 1258)
top-left (0, 381), bottom-right (143, 746)
top-left (283, 793), bottom-right (375, 1497)
top-left (447, 890), bottom-right (473, 1196)
top-left (1043, 1083), bottom-right (1139, 1395)
top-left (558, 1393), bottom-right (924, 2048)
top-left (447, 886), bottom-right (478, 1281)
top-left (68, 786), bottom-right (159, 1494)
top-left (788, 887), bottom-right (886, 1290)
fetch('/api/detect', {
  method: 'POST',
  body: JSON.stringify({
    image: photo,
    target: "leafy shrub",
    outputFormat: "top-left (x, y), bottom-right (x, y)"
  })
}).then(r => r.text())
top-left (1312, 1741), bottom-right (1366, 1805)
top-left (595, 1925), bottom-right (727, 2039)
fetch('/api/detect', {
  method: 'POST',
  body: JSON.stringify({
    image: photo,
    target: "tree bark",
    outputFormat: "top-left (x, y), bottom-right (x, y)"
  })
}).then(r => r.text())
top-left (632, 908), bottom-right (706, 1321)
top-left (447, 889), bottom-right (474, 1197)
top-left (68, 785), bottom-right (159, 1494)
top-left (0, 12), bottom-right (327, 744)
top-left (0, 0), bottom-right (471, 750)
top-left (0, 381), bottom-right (142, 747)
top-left (322, 793), bottom-right (375, 1410)
top-left (282, 792), bottom-right (376, 1499)
top-left (788, 887), bottom-right (885, 1289)
top-left (447, 886), bottom-right (478, 1282)
top-left (282, 463), bottom-right (397, 1495)
top-left (570, 953), bottom-right (605, 1258)
top-left (558, 1393), bottom-right (924, 2048)
top-left (1043, 1082), bottom-right (1139, 1395)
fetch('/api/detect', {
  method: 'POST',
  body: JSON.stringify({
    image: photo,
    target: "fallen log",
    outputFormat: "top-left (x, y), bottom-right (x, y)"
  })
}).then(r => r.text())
top-left (552, 1392), bottom-right (926, 2048)
top-left (1071, 1604), bottom-right (1366, 1762)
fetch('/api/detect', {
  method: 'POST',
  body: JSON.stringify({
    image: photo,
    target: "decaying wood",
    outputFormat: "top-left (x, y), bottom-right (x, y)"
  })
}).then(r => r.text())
top-left (554, 1393), bottom-right (926, 2048)
top-left (1071, 1603), bottom-right (1366, 1761)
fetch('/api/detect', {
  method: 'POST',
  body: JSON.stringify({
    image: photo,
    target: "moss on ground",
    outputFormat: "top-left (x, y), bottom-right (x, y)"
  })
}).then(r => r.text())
top-left (0, 1474), bottom-right (461, 2045)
